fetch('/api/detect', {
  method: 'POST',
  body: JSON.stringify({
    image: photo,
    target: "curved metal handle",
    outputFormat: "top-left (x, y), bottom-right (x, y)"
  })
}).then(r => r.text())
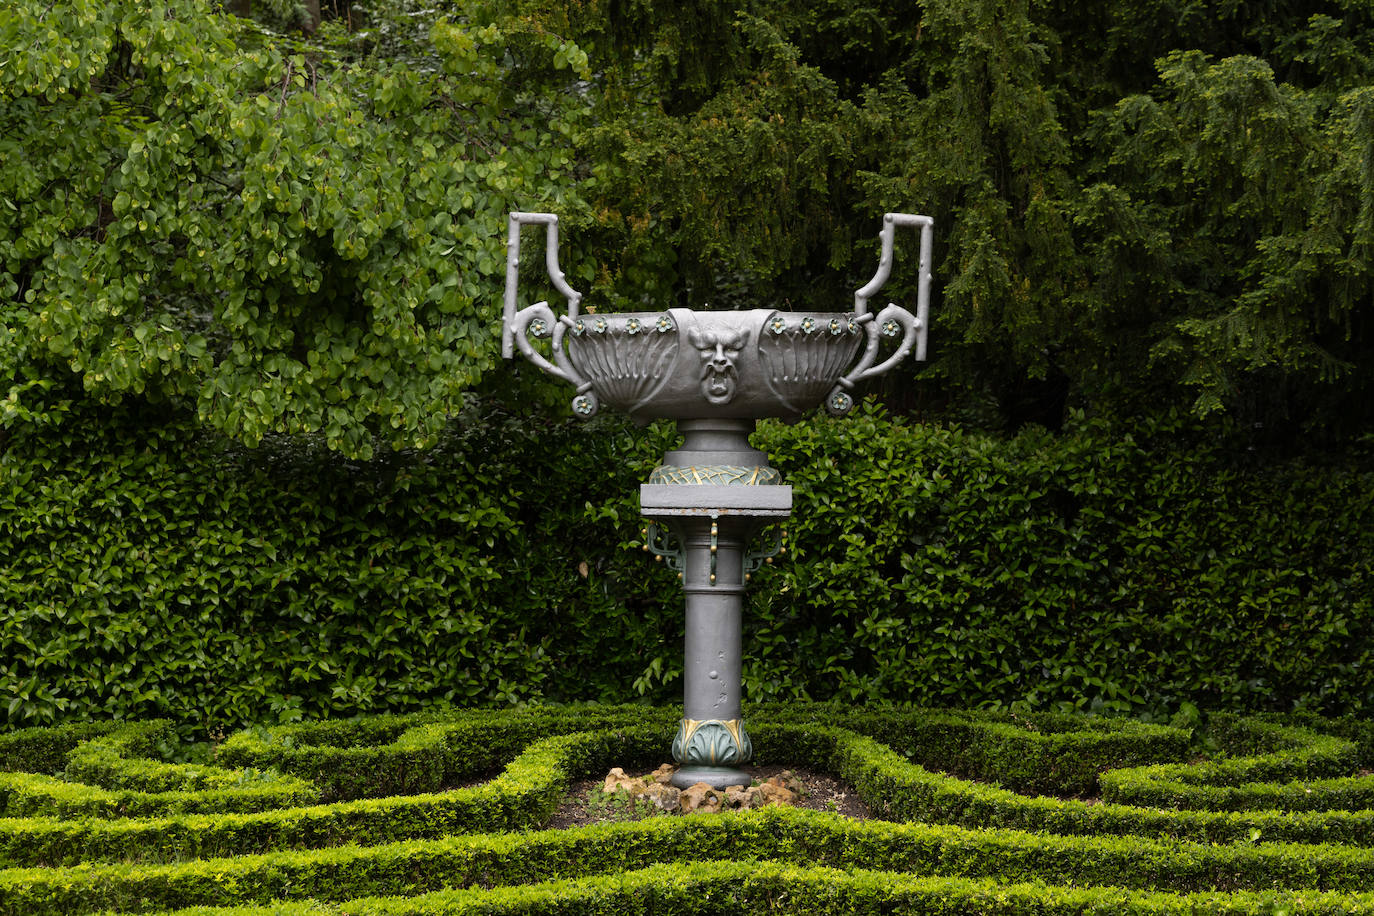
top-left (509, 300), bottom-right (599, 416)
top-left (849, 303), bottom-right (921, 383)
top-left (502, 212), bottom-right (584, 359)
top-left (853, 211), bottom-right (933, 361)
top-left (510, 302), bottom-right (574, 383)
top-left (825, 304), bottom-right (922, 416)
top-left (501, 212), bottom-right (600, 416)
top-left (825, 212), bottom-right (934, 416)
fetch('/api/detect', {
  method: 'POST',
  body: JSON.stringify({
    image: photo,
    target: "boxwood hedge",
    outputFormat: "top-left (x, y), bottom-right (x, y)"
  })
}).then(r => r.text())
top-left (2, 393), bottom-right (1371, 733)
top-left (1, 705), bottom-right (1373, 915)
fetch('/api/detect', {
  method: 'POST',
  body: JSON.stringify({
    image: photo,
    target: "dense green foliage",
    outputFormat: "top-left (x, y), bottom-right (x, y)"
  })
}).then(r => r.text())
top-left (4, 1), bottom-right (1374, 735)
top-left (507, 0), bottom-right (1374, 437)
top-left (2, 0), bottom-right (590, 458)
top-left (2, 394), bottom-right (1368, 731)
top-left (754, 408), bottom-right (1374, 715)
top-left (3, 706), bottom-right (1374, 913)
top-left (7, 0), bottom-right (1374, 447)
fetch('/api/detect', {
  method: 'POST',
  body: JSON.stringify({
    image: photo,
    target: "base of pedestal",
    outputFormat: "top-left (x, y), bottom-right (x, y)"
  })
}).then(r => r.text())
top-left (670, 765), bottom-right (751, 790)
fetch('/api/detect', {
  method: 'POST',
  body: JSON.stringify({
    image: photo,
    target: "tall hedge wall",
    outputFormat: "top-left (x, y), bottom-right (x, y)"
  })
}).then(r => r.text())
top-left (1, 391), bottom-right (1370, 733)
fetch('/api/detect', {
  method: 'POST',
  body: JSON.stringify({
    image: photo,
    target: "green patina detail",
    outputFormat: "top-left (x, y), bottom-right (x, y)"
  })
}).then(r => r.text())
top-left (648, 465), bottom-right (783, 486)
top-left (672, 718), bottom-right (753, 767)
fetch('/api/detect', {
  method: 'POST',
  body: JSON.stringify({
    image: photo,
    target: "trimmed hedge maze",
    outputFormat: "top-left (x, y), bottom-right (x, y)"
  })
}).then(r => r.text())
top-left (2, 706), bottom-right (1373, 914)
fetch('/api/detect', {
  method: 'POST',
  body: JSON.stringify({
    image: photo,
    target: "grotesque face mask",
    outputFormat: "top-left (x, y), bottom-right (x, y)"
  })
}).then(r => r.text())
top-left (689, 327), bottom-right (746, 406)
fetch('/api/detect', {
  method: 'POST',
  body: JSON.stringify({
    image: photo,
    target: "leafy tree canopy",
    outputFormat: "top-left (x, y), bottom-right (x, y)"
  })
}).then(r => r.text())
top-left (5, 0), bottom-right (1374, 452)
top-left (2, 0), bottom-right (591, 458)
top-left (537, 0), bottom-right (1374, 439)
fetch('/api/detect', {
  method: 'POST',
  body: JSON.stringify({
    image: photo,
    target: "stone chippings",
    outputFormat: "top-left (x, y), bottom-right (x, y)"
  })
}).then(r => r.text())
top-left (600, 764), bottom-right (805, 814)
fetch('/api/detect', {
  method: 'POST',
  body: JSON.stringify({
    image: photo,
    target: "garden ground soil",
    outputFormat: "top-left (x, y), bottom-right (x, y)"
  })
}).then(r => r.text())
top-left (547, 764), bottom-right (873, 828)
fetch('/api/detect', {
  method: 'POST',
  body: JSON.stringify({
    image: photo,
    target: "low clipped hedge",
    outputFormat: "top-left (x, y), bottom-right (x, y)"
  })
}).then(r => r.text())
top-left (1100, 714), bottom-right (1373, 811)
top-left (8, 707), bottom-right (1368, 871)
top-left (132, 863), bottom-right (1374, 916)
top-left (0, 729), bottom-right (662, 867)
top-left (215, 705), bottom-right (680, 801)
top-left (11, 806), bottom-right (1374, 914)
top-left (2, 705), bottom-right (1374, 914)
top-left (0, 721), bottom-right (117, 774)
top-left (2, 397), bottom-right (1373, 734)
top-left (766, 704), bottom-right (1193, 797)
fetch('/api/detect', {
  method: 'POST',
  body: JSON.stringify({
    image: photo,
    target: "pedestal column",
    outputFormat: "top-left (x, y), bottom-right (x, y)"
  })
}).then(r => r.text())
top-left (640, 419), bottom-right (790, 790)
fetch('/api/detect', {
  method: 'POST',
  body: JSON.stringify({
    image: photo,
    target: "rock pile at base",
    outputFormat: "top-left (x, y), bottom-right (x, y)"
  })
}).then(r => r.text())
top-left (600, 765), bottom-right (804, 814)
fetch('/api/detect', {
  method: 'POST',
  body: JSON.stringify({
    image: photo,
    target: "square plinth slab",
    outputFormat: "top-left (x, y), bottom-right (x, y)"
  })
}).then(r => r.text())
top-left (639, 484), bottom-right (793, 517)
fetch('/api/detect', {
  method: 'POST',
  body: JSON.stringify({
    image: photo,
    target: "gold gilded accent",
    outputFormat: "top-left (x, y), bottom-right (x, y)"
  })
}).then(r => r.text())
top-left (648, 465), bottom-right (783, 486)
top-left (680, 717), bottom-right (745, 746)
